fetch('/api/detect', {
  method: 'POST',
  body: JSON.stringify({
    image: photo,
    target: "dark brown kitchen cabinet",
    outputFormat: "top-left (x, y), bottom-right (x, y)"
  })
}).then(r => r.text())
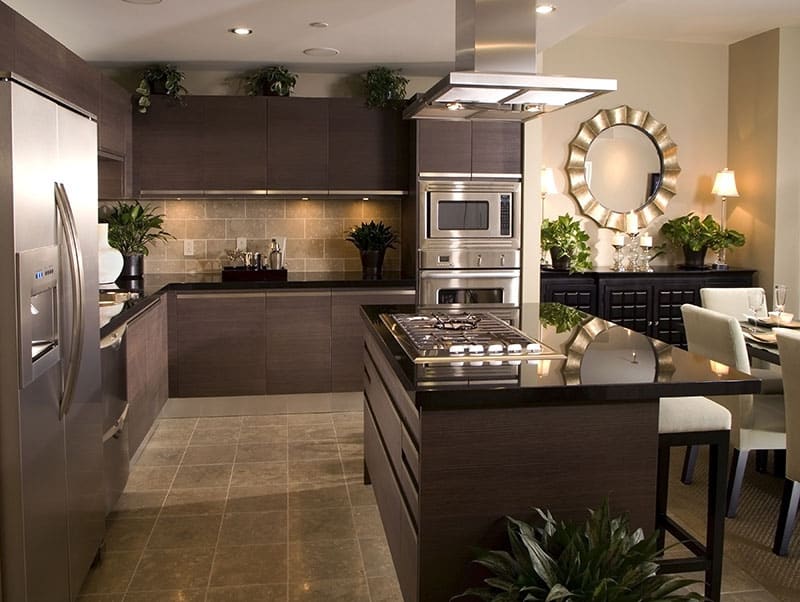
top-left (416, 120), bottom-right (472, 175)
top-left (328, 99), bottom-right (410, 190)
top-left (416, 120), bottom-right (522, 176)
top-left (266, 290), bottom-right (331, 394)
top-left (12, 11), bottom-right (99, 115)
top-left (202, 96), bottom-right (267, 190)
top-left (98, 75), bottom-right (133, 199)
top-left (540, 271), bottom-right (597, 314)
top-left (267, 97), bottom-right (328, 190)
top-left (174, 292), bottom-right (267, 397)
top-left (0, 3), bottom-right (13, 71)
top-left (126, 296), bottom-right (168, 458)
top-left (132, 95), bottom-right (205, 193)
top-left (331, 288), bottom-right (416, 391)
top-left (471, 121), bottom-right (522, 175)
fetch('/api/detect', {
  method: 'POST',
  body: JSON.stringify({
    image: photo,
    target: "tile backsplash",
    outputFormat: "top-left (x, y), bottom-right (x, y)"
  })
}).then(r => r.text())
top-left (99, 198), bottom-right (402, 274)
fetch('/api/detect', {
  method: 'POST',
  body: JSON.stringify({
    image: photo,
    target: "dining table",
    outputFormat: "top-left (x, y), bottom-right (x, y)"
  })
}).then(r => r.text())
top-left (741, 316), bottom-right (799, 365)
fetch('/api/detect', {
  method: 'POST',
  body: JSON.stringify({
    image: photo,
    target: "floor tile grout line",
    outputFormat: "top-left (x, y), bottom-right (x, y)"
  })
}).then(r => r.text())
top-left (120, 415), bottom-right (198, 598)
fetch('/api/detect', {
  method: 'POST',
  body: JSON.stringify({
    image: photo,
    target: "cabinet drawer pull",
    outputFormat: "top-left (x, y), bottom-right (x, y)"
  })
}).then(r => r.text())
top-left (333, 289), bottom-right (415, 297)
top-left (176, 292), bottom-right (265, 300)
top-left (266, 290), bottom-right (331, 298)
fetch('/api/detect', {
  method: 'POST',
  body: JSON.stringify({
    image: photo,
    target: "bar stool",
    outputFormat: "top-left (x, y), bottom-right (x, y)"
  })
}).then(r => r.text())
top-left (657, 395), bottom-right (731, 602)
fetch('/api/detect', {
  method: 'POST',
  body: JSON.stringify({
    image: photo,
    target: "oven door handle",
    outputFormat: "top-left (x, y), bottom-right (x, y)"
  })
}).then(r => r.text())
top-left (419, 270), bottom-right (520, 280)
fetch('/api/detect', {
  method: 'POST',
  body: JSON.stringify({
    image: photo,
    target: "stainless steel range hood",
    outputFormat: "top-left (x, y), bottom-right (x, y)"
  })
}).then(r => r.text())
top-left (403, 0), bottom-right (617, 122)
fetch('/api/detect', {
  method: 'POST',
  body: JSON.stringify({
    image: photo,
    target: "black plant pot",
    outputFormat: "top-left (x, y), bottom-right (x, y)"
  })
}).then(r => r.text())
top-left (118, 254), bottom-right (144, 280)
top-left (149, 79), bottom-right (168, 95)
top-left (682, 245), bottom-right (708, 269)
top-left (549, 247), bottom-right (571, 271)
top-left (360, 249), bottom-right (386, 280)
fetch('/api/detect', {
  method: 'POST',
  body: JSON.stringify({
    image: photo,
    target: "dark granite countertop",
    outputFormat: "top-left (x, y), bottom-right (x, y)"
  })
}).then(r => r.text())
top-left (541, 265), bottom-right (757, 276)
top-left (360, 302), bottom-right (761, 409)
top-left (99, 270), bottom-right (415, 336)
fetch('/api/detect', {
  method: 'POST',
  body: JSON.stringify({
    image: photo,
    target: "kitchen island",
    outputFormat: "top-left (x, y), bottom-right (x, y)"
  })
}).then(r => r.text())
top-left (360, 303), bottom-right (761, 602)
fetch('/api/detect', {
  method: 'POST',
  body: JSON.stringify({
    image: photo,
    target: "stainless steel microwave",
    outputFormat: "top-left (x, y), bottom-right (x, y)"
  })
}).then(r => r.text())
top-left (422, 181), bottom-right (521, 245)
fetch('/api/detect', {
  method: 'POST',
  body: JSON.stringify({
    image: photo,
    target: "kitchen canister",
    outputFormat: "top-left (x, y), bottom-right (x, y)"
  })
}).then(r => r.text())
top-left (98, 223), bottom-right (123, 283)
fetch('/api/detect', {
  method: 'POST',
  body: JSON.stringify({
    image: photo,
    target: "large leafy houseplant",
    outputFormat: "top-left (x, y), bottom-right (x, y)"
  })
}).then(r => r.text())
top-left (106, 201), bottom-right (173, 256)
top-left (346, 220), bottom-right (398, 279)
top-left (660, 213), bottom-right (745, 267)
top-left (454, 502), bottom-right (701, 602)
top-left (243, 66), bottom-right (297, 97)
top-left (541, 214), bottom-right (592, 273)
top-left (361, 66), bottom-right (409, 109)
top-left (134, 64), bottom-right (187, 114)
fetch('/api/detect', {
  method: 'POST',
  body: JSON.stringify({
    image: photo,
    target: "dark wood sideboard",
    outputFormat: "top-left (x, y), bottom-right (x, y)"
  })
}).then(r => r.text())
top-left (540, 267), bottom-right (756, 347)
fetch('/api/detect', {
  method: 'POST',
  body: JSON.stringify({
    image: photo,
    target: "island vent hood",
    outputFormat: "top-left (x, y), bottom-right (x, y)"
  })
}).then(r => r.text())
top-left (403, 0), bottom-right (617, 122)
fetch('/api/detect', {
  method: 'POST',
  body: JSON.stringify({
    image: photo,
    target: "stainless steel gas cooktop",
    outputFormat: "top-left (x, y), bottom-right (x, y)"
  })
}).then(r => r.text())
top-left (381, 312), bottom-right (562, 365)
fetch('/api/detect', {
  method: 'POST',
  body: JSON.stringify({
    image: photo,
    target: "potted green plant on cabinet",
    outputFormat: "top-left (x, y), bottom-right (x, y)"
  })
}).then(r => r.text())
top-left (243, 66), bottom-right (298, 96)
top-left (345, 220), bottom-right (398, 279)
top-left (361, 66), bottom-right (409, 109)
top-left (660, 213), bottom-right (745, 268)
top-left (134, 64), bottom-right (188, 114)
top-left (454, 501), bottom-right (702, 602)
top-left (105, 201), bottom-right (174, 279)
top-left (541, 214), bottom-right (592, 273)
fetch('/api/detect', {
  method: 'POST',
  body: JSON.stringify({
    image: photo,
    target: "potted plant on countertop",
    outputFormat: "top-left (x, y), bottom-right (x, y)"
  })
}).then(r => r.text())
top-left (134, 63), bottom-right (188, 114)
top-left (660, 213), bottom-right (745, 268)
top-left (540, 214), bottom-right (593, 273)
top-left (243, 65), bottom-right (298, 96)
top-left (453, 501), bottom-right (702, 602)
top-left (105, 201), bottom-right (174, 279)
top-left (345, 220), bottom-right (398, 279)
top-left (361, 66), bottom-right (409, 109)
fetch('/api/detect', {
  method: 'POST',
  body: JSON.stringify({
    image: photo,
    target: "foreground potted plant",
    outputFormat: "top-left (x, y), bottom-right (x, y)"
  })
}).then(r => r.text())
top-left (243, 66), bottom-right (297, 96)
top-left (345, 220), bottom-right (398, 279)
top-left (660, 213), bottom-right (745, 268)
top-left (134, 64), bottom-right (188, 114)
top-left (105, 201), bottom-right (174, 279)
top-left (454, 501), bottom-right (702, 602)
top-left (361, 66), bottom-right (409, 109)
top-left (541, 214), bottom-right (592, 273)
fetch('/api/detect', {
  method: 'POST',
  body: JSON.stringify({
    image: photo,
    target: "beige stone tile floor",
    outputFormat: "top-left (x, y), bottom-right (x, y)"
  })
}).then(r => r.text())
top-left (79, 402), bottom-right (794, 601)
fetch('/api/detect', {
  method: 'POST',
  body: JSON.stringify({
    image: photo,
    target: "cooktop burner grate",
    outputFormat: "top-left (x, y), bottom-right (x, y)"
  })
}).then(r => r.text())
top-left (381, 312), bottom-right (563, 364)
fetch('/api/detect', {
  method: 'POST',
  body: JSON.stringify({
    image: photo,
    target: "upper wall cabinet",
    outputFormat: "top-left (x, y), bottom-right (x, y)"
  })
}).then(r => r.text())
top-left (203, 96), bottom-right (267, 190)
top-left (328, 99), bottom-right (410, 191)
top-left (12, 12), bottom-right (99, 115)
top-left (267, 97), bottom-right (329, 190)
top-left (0, 4), bottom-right (13, 70)
top-left (416, 120), bottom-right (522, 177)
top-left (98, 75), bottom-right (131, 157)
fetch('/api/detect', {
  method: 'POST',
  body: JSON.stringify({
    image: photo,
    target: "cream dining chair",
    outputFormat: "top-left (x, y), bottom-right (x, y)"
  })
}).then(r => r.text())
top-left (681, 303), bottom-right (785, 517)
top-left (773, 328), bottom-right (800, 555)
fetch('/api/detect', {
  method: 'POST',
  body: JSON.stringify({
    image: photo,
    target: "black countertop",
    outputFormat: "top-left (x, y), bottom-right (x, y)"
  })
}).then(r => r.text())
top-left (99, 270), bottom-right (415, 336)
top-left (540, 265), bottom-right (757, 276)
top-left (361, 303), bottom-right (761, 409)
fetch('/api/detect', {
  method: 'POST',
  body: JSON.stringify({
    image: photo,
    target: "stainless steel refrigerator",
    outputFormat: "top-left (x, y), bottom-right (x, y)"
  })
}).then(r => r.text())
top-left (0, 75), bottom-right (105, 601)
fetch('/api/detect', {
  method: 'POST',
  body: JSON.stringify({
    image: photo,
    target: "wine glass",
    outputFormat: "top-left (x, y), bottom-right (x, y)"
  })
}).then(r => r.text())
top-left (747, 289), bottom-right (765, 319)
top-left (774, 284), bottom-right (788, 314)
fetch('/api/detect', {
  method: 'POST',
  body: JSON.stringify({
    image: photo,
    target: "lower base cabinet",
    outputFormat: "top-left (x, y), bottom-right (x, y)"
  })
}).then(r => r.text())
top-left (126, 295), bottom-right (168, 457)
top-left (169, 287), bottom-right (415, 397)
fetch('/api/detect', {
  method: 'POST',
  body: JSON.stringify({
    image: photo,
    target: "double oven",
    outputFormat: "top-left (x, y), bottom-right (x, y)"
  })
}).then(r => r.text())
top-left (418, 180), bottom-right (522, 323)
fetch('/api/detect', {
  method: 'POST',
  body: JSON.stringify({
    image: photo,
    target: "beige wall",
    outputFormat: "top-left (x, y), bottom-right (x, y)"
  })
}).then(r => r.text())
top-left (99, 197), bottom-right (402, 274)
top-left (728, 30), bottom-right (780, 297)
top-left (521, 35), bottom-right (730, 301)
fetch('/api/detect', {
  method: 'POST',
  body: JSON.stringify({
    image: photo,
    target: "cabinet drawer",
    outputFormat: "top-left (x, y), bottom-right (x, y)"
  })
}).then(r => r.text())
top-left (364, 406), bottom-right (419, 602)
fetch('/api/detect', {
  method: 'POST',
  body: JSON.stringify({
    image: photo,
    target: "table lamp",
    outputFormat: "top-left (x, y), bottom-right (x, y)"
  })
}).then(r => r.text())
top-left (540, 167), bottom-right (558, 264)
top-left (711, 168), bottom-right (739, 270)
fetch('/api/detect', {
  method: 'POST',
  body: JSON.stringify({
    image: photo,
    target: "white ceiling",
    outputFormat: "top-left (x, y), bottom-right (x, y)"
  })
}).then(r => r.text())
top-left (5, 0), bottom-right (800, 75)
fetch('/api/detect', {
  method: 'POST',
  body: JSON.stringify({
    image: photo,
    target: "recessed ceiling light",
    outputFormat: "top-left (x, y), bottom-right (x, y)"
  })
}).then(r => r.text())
top-left (536, 4), bottom-right (556, 14)
top-left (302, 47), bottom-right (340, 57)
top-left (309, 22), bottom-right (329, 28)
top-left (121, 0), bottom-right (162, 4)
top-left (229, 27), bottom-right (253, 36)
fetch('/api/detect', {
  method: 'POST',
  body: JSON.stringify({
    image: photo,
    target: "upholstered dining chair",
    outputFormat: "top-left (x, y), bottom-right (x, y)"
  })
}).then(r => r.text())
top-left (773, 328), bottom-right (800, 555)
top-left (681, 303), bottom-right (785, 517)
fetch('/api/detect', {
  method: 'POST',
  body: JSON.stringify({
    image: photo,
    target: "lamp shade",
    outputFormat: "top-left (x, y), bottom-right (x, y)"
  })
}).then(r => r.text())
top-left (541, 167), bottom-right (558, 195)
top-left (712, 168), bottom-right (739, 197)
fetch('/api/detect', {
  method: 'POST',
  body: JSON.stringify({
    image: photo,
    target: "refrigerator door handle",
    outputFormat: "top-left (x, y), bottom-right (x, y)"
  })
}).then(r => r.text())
top-left (54, 182), bottom-right (85, 420)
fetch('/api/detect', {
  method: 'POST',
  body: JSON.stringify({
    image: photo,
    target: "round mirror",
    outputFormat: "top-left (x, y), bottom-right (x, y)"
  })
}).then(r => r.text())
top-left (566, 105), bottom-right (680, 231)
